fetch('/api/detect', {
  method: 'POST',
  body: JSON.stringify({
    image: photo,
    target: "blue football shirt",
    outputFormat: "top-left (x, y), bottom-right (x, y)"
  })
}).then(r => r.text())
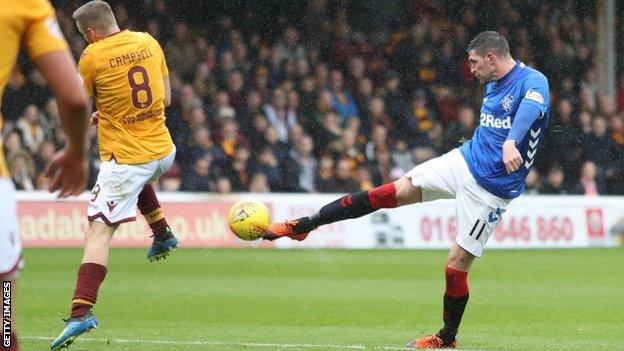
top-left (460, 61), bottom-right (550, 199)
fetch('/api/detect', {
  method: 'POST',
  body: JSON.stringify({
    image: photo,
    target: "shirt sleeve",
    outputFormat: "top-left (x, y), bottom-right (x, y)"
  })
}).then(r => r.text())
top-left (507, 103), bottom-right (542, 142)
top-left (23, 0), bottom-right (69, 59)
top-left (152, 37), bottom-right (169, 77)
top-left (519, 73), bottom-right (549, 117)
top-left (77, 50), bottom-right (96, 97)
top-left (507, 73), bottom-right (550, 142)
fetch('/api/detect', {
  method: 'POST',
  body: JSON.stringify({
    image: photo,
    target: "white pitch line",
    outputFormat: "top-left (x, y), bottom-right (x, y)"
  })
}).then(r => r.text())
top-left (24, 335), bottom-right (486, 350)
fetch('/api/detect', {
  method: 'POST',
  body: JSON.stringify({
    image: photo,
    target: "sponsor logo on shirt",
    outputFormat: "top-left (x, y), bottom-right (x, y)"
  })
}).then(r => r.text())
top-left (480, 113), bottom-right (511, 129)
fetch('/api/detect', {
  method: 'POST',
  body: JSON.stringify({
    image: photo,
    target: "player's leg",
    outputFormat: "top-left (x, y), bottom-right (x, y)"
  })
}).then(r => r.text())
top-left (407, 174), bottom-right (510, 349)
top-left (263, 177), bottom-right (420, 240)
top-left (139, 183), bottom-right (178, 261)
top-left (50, 221), bottom-right (116, 350)
top-left (406, 243), bottom-right (474, 349)
top-left (439, 244), bottom-right (475, 343)
top-left (264, 149), bottom-right (463, 241)
top-left (72, 221), bottom-right (117, 316)
top-left (138, 183), bottom-right (171, 238)
top-left (142, 149), bottom-right (177, 261)
top-left (51, 160), bottom-right (153, 350)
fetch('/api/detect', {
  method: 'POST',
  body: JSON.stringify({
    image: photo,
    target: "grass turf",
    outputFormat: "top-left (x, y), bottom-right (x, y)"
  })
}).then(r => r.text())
top-left (16, 247), bottom-right (624, 350)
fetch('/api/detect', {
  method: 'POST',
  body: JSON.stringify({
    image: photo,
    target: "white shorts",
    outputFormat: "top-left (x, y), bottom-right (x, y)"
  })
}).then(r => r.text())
top-left (405, 149), bottom-right (511, 257)
top-left (87, 148), bottom-right (176, 225)
top-left (0, 178), bottom-right (24, 280)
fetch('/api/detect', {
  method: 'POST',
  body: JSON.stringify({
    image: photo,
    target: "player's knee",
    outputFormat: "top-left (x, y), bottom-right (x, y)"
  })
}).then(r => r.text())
top-left (446, 244), bottom-right (475, 271)
top-left (85, 222), bottom-right (117, 242)
top-left (394, 177), bottom-right (422, 206)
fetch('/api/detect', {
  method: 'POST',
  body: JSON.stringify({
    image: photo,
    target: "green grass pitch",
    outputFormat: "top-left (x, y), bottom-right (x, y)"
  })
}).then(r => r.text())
top-left (16, 247), bottom-right (624, 350)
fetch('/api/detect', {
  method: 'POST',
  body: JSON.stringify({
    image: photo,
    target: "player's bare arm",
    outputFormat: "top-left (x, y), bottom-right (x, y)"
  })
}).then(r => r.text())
top-left (35, 50), bottom-right (90, 198)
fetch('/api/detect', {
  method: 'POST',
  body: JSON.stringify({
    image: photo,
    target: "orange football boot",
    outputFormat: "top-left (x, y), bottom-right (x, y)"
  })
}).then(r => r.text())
top-left (263, 220), bottom-right (310, 241)
top-left (405, 335), bottom-right (457, 349)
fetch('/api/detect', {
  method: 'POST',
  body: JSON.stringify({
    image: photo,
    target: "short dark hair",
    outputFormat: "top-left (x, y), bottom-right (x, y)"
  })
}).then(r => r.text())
top-left (467, 31), bottom-right (510, 57)
top-left (72, 0), bottom-right (117, 32)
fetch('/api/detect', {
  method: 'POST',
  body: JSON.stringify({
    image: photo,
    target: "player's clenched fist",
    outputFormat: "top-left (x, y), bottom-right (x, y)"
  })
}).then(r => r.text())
top-left (502, 139), bottom-right (523, 173)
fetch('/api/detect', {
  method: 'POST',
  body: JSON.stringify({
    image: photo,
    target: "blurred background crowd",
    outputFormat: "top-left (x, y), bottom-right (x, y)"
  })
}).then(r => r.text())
top-left (3, 0), bottom-right (624, 195)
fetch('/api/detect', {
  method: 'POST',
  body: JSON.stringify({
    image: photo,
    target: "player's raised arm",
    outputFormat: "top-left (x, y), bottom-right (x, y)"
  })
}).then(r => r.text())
top-left (36, 50), bottom-right (91, 197)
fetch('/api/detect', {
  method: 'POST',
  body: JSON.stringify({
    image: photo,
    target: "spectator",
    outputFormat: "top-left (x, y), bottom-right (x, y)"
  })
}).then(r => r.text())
top-left (263, 88), bottom-right (297, 142)
top-left (226, 145), bottom-right (253, 191)
top-left (180, 154), bottom-right (216, 192)
top-left (188, 126), bottom-right (226, 165)
top-left (262, 126), bottom-right (290, 166)
top-left (402, 89), bottom-right (437, 143)
top-left (366, 97), bottom-right (392, 136)
top-left (249, 172), bottom-right (270, 193)
top-left (160, 162), bottom-right (182, 191)
top-left (238, 90), bottom-right (265, 139)
top-left (583, 116), bottom-right (615, 173)
top-left (384, 70), bottom-right (407, 124)
top-left (329, 70), bottom-right (359, 121)
top-left (165, 22), bottom-right (197, 80)
top-left (354, 77), bottom-right (374, 133)
top-left (254, 147), bottom-right (282, 191)
top-left (215, 176), bottom-right (233, 194)
top-left (369, 149), bottom-right (397, 186)
top-left (324, 158), bottom-right (359, 193)
top-left (315, 154), bottom-right (335, 193)
top-left (524, 169), bottom-right (541, 195)
top-left (365, 124), bottom-right (389, 161)
top-left (227, 71), bottom-right (247, 112)
top-left (317, 111), bottom-right (343, 151)
top-left (330, 129), bottom-right (365, 165)
top-left (436, 40), bottom-right (460, 86)
top-left (575, 161), bottom-right (603, 196)
top-left (355, 165), bottom-right (374, 191)
top-left (544, 98), bottom-right (584, 186)
top-left (215, 117), bottom-right (249, 158)
top-left (33, 140), bottom-right (56, 175)
top-left (275, 26), bottom-right (306, 61)
top-left (9, 151), bottom-right (36, 191)
top-left (3, 131), bottom-right (26, 161)
top-left (16, 104), bottom-right (50, 154)
top-left (443, 105), bottom-right (476, 150)
top-left (290, 134), bottom-right (317, 193)
top-left (391, 139), bottom-right (414, 173)
top-left (541, 165), bottom-right (574, 195)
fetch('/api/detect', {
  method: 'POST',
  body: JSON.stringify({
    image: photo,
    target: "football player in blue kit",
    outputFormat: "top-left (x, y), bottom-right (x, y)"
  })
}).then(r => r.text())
top-left (264, 31), bottom-right (550, 349)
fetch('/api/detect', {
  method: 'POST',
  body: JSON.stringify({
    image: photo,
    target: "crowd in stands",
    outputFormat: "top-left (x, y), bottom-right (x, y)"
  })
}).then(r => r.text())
top-left (3, 0), bottom-right (624, 195)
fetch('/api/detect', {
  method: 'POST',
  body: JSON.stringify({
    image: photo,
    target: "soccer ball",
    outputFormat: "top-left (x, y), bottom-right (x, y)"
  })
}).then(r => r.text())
top-left (227, 199), bottom-right (270, 241)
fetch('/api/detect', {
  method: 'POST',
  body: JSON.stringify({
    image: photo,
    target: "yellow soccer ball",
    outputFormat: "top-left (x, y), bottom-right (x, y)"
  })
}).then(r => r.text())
top-left (228, 199), bottom-right (270, 241)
